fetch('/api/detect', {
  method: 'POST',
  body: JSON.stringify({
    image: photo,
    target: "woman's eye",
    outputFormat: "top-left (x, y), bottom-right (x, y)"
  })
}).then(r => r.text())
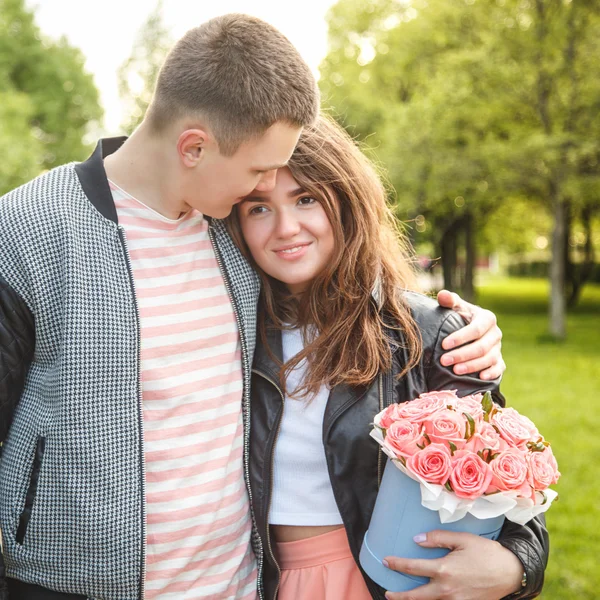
top-left (297, 196), bottom-right (316, 206)
top-left (248, 205), bottom-right (268, 216)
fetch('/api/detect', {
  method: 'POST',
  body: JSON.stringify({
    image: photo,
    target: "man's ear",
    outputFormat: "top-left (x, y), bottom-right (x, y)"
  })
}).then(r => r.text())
top-left (177, 129), bottom-right (208, 167)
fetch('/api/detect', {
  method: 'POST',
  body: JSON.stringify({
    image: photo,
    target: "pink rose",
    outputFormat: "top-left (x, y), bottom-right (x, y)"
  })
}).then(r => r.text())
top-left (455, 394), bottom-right (485, 422)
top-left (492, 407), bottom-right (539, 448)
top-left (487, 448), bottom-right (530, 497)
top-left (450, 450), bottom-right (493, 500)
top-left (406, 443), bottom-right (453, 485)
top-left (384, 420), bottom-right (423, 458)
top-left (397, 390), bottom-right (458, 423)
top-left (375, 403), bottom-right (403, 430)
top-left (422, 410), bottom-right (467, 450)
top-left (527, 447), bottom-right (561, 492)
top-left (465, 422), bottom-right (505, 454)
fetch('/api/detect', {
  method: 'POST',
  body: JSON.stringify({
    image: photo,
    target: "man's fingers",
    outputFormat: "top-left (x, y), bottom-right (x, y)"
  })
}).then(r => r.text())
top-left (452, 353), bottom-right (501, 377)
top-left (437, 289), bottom-right (475, 322)
top-left (442, 309), bottom-right (498, 350)
top-left (441, 326), bottom-right (502, 367)
top-left (436, 288), bottom-right (506, 377)
top-left (445, 342), bottom-right (502, 375)
top-left (479, 357), bottom-right (507, 381)
top-left (436, 289), bottom-right (461, 311)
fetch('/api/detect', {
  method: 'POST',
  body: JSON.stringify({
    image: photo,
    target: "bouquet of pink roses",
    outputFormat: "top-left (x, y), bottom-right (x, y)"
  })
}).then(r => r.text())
top-left (371, 389), bottom-right (560, 525)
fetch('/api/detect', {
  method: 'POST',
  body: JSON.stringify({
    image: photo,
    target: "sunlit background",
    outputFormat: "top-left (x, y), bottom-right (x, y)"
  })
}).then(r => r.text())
top-left (27, 0), bottom-right (337, 133)
top-left (3, 1), bottom-right (600, 598)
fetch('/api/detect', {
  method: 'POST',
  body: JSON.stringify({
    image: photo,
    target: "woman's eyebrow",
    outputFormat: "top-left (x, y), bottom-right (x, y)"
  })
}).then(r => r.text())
top-left (288, 187), bottom-right (306, 197)
top-left (242, 188), bottom-right (306, 204)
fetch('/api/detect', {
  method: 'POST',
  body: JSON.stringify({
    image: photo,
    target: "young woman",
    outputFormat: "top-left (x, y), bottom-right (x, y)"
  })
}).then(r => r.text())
top-left (226, 116), bottom-right (548, 600)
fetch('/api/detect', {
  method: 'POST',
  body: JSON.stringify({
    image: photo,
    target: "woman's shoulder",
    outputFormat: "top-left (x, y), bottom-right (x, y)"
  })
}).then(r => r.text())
top-left (397, 291), bottom-right (502, 400)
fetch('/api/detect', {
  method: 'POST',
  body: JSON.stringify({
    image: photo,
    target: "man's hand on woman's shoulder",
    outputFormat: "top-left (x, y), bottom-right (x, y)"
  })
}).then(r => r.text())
top-left (436, 289), bottom-right (505, 381)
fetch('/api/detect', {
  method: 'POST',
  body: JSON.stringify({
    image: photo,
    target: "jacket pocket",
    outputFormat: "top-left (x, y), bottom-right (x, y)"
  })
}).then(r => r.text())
top-left (16, 435), bottom-right (46, 544)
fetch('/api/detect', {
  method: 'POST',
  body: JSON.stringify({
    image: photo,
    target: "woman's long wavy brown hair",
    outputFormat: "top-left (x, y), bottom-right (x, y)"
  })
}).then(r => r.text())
top-left (227, 114), bottom-right (422, 396)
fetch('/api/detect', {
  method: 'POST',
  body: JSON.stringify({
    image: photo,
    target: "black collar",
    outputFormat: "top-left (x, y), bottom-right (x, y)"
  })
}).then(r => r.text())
top-left (253, 322), bottom-right (284, 381)
top-left (74, 137), bottom-right (127, 224)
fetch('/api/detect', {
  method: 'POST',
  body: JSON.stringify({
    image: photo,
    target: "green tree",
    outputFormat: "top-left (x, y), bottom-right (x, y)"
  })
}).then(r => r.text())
top-left (0, 0), bottom-right (103, 195)
top-left (320, 0), bottom-right (600, 334)
top-left (320, 0), bottom-right (520, 299)
top-left (117, 0), bottom-right (172, 134)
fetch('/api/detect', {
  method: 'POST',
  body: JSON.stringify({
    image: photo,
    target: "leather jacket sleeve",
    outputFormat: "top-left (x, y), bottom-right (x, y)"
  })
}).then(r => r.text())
top-left (0, 274), bottom-right (36, 600)
top-left (0, 275), bottom-right (35, 441)
top-left (428, 311), bottom-right (549, 599)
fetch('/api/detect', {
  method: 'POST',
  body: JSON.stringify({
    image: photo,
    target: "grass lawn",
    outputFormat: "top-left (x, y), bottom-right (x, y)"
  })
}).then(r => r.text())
top-left (476, 277), bottom-right (600, 599)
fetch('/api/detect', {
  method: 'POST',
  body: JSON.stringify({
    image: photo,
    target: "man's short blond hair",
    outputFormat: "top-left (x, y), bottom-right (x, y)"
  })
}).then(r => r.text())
top-left (147, 14), bottom-right (319, 155)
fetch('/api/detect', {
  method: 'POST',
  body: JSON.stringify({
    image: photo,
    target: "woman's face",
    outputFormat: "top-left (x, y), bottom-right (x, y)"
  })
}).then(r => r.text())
top-left (238, 167), bottom-right (336, 294)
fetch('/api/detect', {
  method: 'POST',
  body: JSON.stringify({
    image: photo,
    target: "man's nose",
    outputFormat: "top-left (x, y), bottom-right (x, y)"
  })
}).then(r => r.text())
top-left (254, 169), bottom-right (278, 192)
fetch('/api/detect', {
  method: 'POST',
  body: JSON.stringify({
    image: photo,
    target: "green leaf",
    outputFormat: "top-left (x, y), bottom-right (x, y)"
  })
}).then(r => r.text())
top-left (449, 441), bottom-right (457, 456)
top-left (527, 441), bottom-right (546, 452)
top-left (482, 391), bottom-right (494, 416)
top-left (463, 411), bottom-right (476, 440)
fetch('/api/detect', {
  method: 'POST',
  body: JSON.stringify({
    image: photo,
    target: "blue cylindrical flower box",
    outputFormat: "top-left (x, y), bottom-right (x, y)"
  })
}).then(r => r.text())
top-left (360, 459), bottom-right (505, 592)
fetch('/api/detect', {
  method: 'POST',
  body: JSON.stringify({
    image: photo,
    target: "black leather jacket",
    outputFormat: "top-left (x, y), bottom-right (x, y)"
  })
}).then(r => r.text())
top-left (248, 292), bottom-right (549, 600)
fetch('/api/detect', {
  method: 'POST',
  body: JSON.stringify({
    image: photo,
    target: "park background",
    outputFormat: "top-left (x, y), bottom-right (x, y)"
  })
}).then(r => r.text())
top-left (1, 0), bottom-right (599, 597)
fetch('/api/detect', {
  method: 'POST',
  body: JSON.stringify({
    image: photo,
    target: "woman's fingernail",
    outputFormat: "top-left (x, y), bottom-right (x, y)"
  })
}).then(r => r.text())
top-left (385, 593), bottom-right (392, 600)
top-left (382, 559), bottom-right (390, 568)
top-left (413, 533), bottom-right (427, 543)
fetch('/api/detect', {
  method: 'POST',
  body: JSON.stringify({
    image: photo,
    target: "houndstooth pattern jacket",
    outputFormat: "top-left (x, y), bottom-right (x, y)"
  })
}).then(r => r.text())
top-left (0, 138), bottom-right (264, 599)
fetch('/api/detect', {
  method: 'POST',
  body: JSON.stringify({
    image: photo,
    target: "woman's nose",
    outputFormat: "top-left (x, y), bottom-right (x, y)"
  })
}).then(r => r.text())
top-left (274, 209), bottom-right (301, 237)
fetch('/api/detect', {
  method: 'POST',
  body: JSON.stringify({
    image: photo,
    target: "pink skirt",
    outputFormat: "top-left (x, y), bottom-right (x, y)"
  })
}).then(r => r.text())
top-left (276, 528), bottom-right (372, 600)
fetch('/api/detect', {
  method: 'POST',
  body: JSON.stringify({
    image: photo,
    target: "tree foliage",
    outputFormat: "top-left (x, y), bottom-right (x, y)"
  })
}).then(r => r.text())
top-left (117, 0), bottom-right (172, 134)
top-left (320, 0), bottom-right (600, 333)
top-left (0, 0), bottom-right (103, 195)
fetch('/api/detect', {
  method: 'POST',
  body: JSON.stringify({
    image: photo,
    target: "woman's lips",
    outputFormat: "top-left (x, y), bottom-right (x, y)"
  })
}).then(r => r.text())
top-left (273, 242), bottom-right (311, 260)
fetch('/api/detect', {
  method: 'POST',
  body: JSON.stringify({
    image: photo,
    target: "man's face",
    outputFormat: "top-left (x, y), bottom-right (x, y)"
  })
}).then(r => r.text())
top-left (184, 121), bottom-right (302, 219)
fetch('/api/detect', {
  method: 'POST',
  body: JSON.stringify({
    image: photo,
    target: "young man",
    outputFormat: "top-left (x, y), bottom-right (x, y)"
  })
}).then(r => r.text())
top-left (0, 14), bottom-right (507, 600)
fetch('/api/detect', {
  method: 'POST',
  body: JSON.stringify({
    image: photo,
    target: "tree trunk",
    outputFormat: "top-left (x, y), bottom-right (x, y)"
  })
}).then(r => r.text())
top-left (549, 182), bottom-right (567, 339)
top-left (463, 212), bottom-right (476, 303)
top-left (440, 221), bottom-right (458, 292)
top-left (563, 199), bottom-right (574, 302)
top-left (567, 202), bottom-right (596, 308)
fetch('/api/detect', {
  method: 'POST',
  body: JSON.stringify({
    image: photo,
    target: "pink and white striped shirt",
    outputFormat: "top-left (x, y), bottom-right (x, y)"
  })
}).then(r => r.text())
top-left (111, 181), bottom-right (257, 600)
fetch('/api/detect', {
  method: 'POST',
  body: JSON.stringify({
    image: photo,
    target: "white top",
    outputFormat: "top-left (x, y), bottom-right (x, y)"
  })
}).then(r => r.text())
top-left (269, 328), bottom-right (344, 526)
